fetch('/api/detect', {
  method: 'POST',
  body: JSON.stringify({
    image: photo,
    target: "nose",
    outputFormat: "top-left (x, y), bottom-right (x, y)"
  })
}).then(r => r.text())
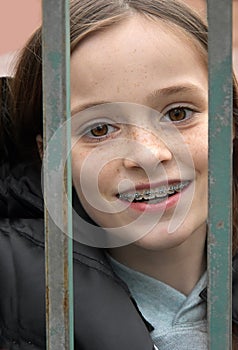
top-left (122, 126), bottom-right (172, 170)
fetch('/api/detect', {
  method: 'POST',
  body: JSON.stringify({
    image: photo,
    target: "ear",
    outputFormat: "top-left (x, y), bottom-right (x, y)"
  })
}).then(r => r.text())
top-left (36, 134), bottom-right (43, 160)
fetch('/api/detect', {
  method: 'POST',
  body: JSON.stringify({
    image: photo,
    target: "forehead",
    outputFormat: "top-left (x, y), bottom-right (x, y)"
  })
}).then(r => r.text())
top-left (71, 15), bottom-right (204, 60)
top-left (70, 15), bottom-right (207, 108)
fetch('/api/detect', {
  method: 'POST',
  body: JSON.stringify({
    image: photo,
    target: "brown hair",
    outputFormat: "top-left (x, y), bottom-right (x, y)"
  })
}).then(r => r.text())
top-left (0, 77), bottom-right (13, 160)
top-left (10, 0), bottom-right (238, 346)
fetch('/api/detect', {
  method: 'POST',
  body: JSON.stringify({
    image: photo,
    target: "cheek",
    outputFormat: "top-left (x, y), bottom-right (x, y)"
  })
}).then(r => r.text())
top-left (97, 161), bottom-right (122, 195)
top-left (184, 125), bottom-right (208, 171)
top-left (71, 146), bottom-right (120, 195)
top-left (71, 147), bottom-right (89, 188)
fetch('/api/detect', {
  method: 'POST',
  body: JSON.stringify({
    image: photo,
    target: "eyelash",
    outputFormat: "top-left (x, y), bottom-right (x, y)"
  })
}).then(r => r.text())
top-left (161, 105), bottom-right (198, 125)
top-left (82, 123), bottom-right (119, 142)
top-left (161, 106), bottom-right (197, 124)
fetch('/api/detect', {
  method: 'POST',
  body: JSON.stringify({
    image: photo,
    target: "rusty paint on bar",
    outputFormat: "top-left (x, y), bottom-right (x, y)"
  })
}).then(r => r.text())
top-left (207, 0), bottom-right (233, 349)
top-left (42, 0), bottom-right (74, 349)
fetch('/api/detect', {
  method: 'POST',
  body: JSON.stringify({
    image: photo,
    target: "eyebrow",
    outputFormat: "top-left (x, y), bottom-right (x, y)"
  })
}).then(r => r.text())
top-left (71, 84), bottom-right (206, 115)
top-left (149, 84), bottom-right (205, 100)
top-left (71, 100), bottom-right (111, 116)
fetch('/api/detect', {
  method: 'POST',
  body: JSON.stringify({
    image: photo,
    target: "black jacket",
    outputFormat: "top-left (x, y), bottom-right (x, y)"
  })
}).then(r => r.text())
top-left (0, 76), bottom-right (154, 350)
top-left (0, 156), bottom-right (156, 350)
top-left (0, 77), bottom-right (237, 350)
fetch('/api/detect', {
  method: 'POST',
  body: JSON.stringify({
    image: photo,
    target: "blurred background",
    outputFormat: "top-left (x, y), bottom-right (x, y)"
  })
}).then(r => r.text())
top-left (0, 0), bottom-right (237, 77)
top-left (0, 0), bottom-right (41, 76)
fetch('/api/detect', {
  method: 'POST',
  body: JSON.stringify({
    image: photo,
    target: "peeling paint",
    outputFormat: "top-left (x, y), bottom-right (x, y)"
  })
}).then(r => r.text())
top-left (42, 0), bottom-right (73, 349)
top-left (208, 0), bottom-right (233, 348)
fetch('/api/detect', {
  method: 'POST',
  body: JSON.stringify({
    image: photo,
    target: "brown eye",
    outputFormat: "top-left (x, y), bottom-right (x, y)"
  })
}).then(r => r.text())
top-left (91, 124), bottom-right (108, 137)
top-left (168, 108), bottom-right (187, 122)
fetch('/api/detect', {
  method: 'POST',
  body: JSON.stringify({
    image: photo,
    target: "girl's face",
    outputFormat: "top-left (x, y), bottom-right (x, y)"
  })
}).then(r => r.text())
top-left (70, 16), bottom-right (208, 250)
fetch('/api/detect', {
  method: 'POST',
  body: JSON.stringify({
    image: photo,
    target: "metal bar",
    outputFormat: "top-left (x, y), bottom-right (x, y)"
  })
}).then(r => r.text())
top-left (42, 0), bottom-right (74, 349)
top-left (207, 0), bottom-right (233, 349)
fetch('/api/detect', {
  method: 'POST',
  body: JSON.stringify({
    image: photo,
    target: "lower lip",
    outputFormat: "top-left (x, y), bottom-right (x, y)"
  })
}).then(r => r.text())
top-left (119, 183), bottom-right (191, 213)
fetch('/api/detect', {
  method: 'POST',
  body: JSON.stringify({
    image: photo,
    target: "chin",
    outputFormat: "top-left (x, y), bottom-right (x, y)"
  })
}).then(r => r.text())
top-left (132, 220), bottom-right (206, 252)
top-left (133, 231), bottom-right (188, 251)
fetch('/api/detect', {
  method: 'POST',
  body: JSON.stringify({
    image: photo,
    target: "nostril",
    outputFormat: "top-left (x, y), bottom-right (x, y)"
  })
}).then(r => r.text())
top-left (123, 158), bottom-right (141, 168)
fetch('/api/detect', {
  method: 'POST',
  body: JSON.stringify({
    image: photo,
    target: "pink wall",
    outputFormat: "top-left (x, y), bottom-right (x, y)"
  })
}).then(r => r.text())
top-left (0, 0), bottom-right (237, 76)
top-left (0, 0), bottom-right (41, 76)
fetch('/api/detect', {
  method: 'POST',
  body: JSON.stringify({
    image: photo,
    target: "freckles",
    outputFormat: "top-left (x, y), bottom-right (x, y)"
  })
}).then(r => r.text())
top-left (130, 129), bottom-right (154, 145)
top-left (71, 149), bottom-right (89, 172)
top-left (184, 132), bottom-right (208, 165)
top-left (192, 146), bottom-right (208, 169)
top-left (72, 148), bottom-right (88, 159)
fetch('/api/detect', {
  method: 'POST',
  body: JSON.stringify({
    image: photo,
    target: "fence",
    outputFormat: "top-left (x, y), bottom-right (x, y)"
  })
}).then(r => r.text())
top-left (42, 0), bottom-right (233, 349)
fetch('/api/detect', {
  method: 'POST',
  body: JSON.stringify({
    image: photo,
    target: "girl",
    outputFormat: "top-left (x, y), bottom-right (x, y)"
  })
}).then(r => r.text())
top-left (1, 0), bottom-right (238, 349)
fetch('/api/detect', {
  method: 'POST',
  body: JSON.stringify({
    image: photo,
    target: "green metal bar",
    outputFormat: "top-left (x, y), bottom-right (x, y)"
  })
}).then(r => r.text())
top-left (42, 0), bottom-right (74, 349)
top-left (207, 0), bottom-right (233, 349)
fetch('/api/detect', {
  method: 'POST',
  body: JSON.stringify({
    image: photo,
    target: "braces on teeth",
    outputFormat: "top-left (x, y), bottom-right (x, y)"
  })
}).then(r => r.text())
top-left (118, 182), bottom-right (189, 202)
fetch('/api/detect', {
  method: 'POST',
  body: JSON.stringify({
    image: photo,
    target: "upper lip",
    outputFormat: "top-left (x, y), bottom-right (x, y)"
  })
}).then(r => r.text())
top-left (118, 179), bottom-right (191, 194)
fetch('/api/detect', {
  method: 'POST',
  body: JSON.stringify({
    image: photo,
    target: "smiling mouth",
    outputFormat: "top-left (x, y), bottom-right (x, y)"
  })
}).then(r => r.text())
top-left (117, 181), bottom-right (190, 204)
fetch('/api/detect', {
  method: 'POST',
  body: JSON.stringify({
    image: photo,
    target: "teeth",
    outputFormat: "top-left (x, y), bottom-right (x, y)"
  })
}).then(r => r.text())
top-left (155, 190), bottom-right (167, 198)
top-left (175, 187), bottom-right (182, 193)
top-left (143, 190), bottom-right (155, 200)
top-left (123, 193), bottom-right (134, 202)
top-left (167, 185), bottom-right (175, 195)
top-left (174, 183), bottom-right (186, 192)
top-left (147, 193), bottom-right (156, 200)
top-left (134, 192), bottom-right (143, 200)
top-left (119, 181), bottom-right (190, 202)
